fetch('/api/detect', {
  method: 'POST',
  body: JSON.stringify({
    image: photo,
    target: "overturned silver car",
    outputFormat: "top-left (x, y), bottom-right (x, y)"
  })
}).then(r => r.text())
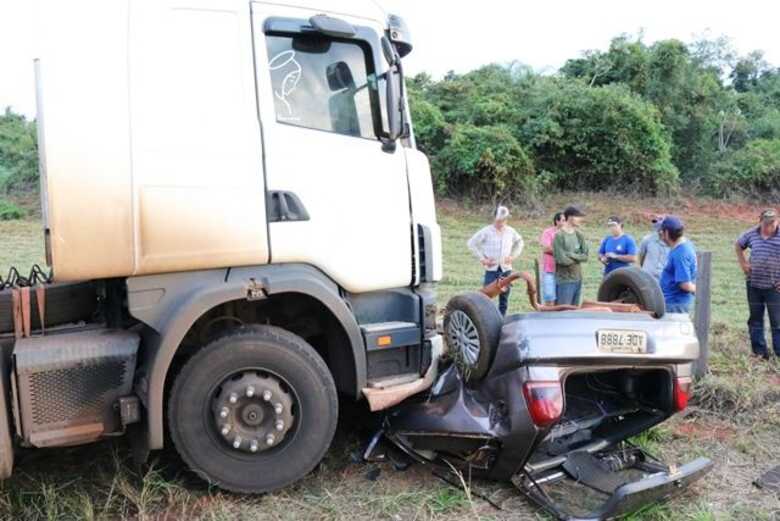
top-left (379, 268), bottom-right (713, 520)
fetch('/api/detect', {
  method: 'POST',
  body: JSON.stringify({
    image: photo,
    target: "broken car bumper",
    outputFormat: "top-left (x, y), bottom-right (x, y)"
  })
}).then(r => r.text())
top-left (523, 456), bottom-right (714, 521)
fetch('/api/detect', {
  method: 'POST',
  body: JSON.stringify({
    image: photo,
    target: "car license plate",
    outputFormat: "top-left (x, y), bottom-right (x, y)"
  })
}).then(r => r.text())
top-left (597, 330), bottom-right (647, 353)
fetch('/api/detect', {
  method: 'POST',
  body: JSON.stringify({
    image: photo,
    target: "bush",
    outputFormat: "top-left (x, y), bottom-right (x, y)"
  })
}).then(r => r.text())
top-left (411, 67), bottom-right (680, 199)
top-left (516, 79), bottom-right (679, 194)
top-left (0, 199), bottom-right (25, 221)
top-left (0, 108), bottom-right (39, 193)
top-left (434, 124), bottom-right (537, 201)
top-left (709, 139), bottom-right (780, 198)
top-left (408, 96), bottom-right (447, 158)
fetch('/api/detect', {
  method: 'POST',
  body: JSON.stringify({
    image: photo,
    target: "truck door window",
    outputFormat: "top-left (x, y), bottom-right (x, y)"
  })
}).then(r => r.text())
top-left (266, 34), bottom-right (382, 139)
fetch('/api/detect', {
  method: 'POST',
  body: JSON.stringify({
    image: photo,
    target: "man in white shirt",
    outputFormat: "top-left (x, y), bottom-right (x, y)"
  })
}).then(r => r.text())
top-left (467, 206), bottom-right (524, 315)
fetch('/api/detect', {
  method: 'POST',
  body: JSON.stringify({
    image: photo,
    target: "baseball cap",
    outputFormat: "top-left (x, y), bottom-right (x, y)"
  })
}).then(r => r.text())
top-left (760, 208), bottom-right (777, 222)
top-left (660, 215), bottom-right (684, 233)
top-left (606, 216), bottom-right (622, 226)
top-left (495, 206), bottom-right (511, 221)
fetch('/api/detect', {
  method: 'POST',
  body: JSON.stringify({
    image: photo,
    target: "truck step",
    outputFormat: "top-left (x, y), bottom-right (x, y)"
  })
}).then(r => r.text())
top-left (360, 321), bottom-right (420, 351)
top-left (366, 373), bottom-right (421, 389)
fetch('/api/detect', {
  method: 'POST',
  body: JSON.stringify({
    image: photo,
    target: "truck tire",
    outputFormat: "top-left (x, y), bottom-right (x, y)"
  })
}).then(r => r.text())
top-left (597, 267), bottom-right (666, 318)
top-left (0, 281), bottom-right (97, 334)
top-left (443, 292), bottom-right (503, 382)
top-left (167, 325), bottom-right (338, 494)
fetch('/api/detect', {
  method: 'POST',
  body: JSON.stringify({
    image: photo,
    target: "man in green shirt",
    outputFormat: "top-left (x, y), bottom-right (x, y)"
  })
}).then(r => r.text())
top-left (553, 206), bottom-right (589, 305)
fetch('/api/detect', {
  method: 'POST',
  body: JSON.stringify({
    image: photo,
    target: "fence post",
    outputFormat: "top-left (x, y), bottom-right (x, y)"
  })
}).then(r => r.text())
top-left (534, 259), bottom-right (542, 307)
top-left (693, 251), bottom-right (712, 379)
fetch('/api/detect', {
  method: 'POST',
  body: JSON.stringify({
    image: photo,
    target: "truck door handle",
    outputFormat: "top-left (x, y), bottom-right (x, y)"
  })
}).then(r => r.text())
top-left (268, 191), bottom-right (310, 222)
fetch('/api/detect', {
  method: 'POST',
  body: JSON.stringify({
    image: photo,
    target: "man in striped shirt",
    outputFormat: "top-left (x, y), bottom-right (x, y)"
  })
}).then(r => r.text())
top-left (468, 206), bottom-right (524, 315)
top-left (735, 209), bottom-right (780, 359)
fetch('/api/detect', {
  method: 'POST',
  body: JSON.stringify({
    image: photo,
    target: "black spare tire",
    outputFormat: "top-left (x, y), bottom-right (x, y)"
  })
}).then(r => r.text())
top-left (597, 267), bottom-right (665, 318)
top-left (443, 292), bottom-right (503, 382)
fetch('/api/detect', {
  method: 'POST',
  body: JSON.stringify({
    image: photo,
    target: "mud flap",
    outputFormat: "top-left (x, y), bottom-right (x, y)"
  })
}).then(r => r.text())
top-left (515, 448), bottom-right (713, 521)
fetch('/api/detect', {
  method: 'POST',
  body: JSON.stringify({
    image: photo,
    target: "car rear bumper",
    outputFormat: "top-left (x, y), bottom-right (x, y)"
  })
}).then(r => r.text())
top-left (588, 457), bottom-right (713, 520)
top-left (521, 456), bottom-right (713, 521)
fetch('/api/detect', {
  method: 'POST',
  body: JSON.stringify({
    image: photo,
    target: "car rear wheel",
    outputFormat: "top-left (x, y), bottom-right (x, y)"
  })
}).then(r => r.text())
top-left (443, 292), bottom-right (503, 382)
top-left (597, 267), bottom-right (666, 318)
top-left (167, 325), bottom-right (338, 494)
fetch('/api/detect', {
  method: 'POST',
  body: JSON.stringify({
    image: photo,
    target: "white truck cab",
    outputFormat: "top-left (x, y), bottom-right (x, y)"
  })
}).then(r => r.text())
top-left (0, 0), bottom-right (443, 493)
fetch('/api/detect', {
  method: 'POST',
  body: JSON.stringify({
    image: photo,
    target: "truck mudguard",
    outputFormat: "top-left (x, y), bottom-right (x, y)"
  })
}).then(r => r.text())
top-left (127, 264), bottom-right (366, 450)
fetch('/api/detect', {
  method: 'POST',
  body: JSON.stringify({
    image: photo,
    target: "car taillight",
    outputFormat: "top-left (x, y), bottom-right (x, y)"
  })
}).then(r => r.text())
top-left (522, 381), bottom-right (563, 427)
top-left (673, 376), bottom-right (692, 412)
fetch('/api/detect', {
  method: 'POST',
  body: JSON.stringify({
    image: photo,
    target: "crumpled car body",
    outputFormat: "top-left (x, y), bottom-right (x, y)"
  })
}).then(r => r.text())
top-left (384, 310), bottom-right (713, 520)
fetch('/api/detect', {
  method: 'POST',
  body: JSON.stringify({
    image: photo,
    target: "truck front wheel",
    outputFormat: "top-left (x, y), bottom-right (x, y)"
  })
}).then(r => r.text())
top-left (167, 325), bottom-right (338, 493)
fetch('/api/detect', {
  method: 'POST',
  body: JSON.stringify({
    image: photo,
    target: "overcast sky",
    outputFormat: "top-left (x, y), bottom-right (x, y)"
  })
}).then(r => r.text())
top-left (2, 1), bottom-right (779, 117)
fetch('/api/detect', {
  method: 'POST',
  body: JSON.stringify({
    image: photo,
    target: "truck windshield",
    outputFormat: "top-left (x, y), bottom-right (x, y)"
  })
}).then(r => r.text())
top-left (266, 34), bottom-right (384, 140)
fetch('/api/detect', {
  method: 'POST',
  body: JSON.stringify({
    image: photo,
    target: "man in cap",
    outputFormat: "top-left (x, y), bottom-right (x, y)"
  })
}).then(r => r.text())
top-left (598, 216), bottom-right (638, 276)
top-left (468, 206), bottom-right (524, 315)
top-left (735, 209), bottom-right (780, 359)
top-left (659, 216), bottom-right (697, 314)
top-left (639, 215), bottom-right (670, 283)
top-left (553, 206), bottom-right (589, 306)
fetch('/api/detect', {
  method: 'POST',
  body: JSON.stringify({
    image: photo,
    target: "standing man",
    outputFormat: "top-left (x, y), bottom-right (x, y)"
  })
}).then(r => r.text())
top-left (553, 206), bottom-right (589, 306)
top-left (468, 206), bottom-right (524, 316)
top-left (639, 215), bottom-right (670, 283)
top-left (659, 216), bottom-right (697, 314)
top-left (598, 216), bottom-right (638, 276)
top-left (735, 209), bottom-right (780, 360)
top-left (539, 212), bottom-right (565, 305)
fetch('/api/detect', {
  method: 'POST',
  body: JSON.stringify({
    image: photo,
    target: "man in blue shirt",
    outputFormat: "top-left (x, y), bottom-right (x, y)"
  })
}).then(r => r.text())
top-left (659, 216), bottom-right (697, 314)
top-left (598, 216), bottom-right (638, 276)
top-left (735, 208), bottom-right (780, 359)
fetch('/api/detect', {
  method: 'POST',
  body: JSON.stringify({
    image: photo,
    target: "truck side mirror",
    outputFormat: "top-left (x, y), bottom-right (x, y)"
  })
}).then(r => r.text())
top-left (385, 69), bottom-right (401, 141)
top-left (387, 15), bottom-right (413, 58)
top-left (381, 37), bottom-right (402, 149)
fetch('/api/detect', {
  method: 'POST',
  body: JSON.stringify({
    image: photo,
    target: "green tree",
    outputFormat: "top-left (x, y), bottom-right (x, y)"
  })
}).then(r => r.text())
top-left (515, 78), bottom-right (678, 194)
top-left (0, 108), bottom-right (38, 193)
top-left (434, 124), bottom-right (536, 201)
top-left (710, 139), bottom-right (780, 198)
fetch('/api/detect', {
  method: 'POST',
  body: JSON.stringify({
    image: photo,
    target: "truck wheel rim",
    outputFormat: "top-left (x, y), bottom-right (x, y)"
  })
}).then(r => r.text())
top-left (447, 310), bottom-right (480, 366)
top-left (211, 371), bottom-right (296, 454)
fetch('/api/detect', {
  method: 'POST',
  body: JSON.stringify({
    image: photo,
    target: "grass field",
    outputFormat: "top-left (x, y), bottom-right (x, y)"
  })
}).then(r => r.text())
top-left (0, 194), bottom-right (778, 520)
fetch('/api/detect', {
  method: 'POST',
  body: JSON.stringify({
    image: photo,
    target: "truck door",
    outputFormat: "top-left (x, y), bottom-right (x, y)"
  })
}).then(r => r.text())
top-left (251, 5), bottom-right (413, 294)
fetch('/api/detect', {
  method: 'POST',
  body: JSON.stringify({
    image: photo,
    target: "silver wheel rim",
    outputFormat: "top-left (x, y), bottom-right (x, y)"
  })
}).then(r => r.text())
top-left (212, 371), bottom-right (295, 454)
top-left (447, 310), bottom-right (481, 366)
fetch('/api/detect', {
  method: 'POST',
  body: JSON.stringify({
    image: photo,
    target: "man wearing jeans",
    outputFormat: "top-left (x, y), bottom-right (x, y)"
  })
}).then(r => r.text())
top-left (735, 209), bottom-right (780, 360)
top-left (539, 212), bottom-right (564, 305)
top-left (659, 216), bottom-right (697, 314)
top-left (468, 206), bottom-right (524, 315)
top-left (553, 207), bottom-right (589, 305)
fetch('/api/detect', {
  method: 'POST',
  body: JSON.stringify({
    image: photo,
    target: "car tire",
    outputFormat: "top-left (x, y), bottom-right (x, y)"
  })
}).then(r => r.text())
top-left (0, 281), bottom-right (97, 334)
top-left (443, 292), bottom-right (503, 382)
top-left (597, 267), bottom-right (666, 318)
top-left (167, 325), bottom-right (338, 494)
